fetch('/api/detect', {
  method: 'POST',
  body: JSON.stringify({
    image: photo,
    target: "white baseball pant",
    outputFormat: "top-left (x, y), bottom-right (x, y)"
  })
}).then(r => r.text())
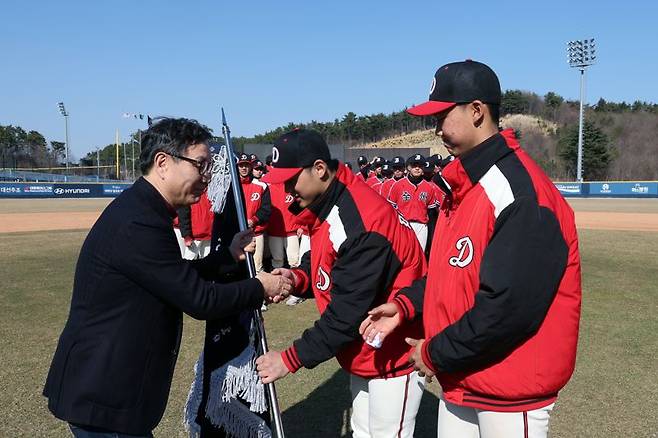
top-left (299, 233), bottom-right (310, 258)
top-left (253, 234), bottom-right (265, 273)
top-left (268, 235), bottom-right (300, 268)
top-left (350, 371), bottom-right (425, 438)
top-left (410, 221), bottom-right (428, 251)
top-left (437, 397), bottom-right (554, 438)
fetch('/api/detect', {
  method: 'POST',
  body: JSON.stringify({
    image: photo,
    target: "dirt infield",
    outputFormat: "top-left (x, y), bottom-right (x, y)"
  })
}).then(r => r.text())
top-left (1, 197), bottom-right (657, 233)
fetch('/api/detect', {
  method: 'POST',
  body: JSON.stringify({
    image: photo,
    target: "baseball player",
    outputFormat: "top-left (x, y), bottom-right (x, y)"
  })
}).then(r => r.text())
top-left (256, 129), bottom-right (427, 438)
top-left (267, 180), bottom-right (300, 270)
top-left (377, 155), bottom-right (405, 199)
top-left (365, 156), bottom-right (385, 188)
top-left (355, 155), bottom-right (372, 182)
top-left (173, 191), bottom-right (215, 260)
top-left (237, 153), bottom-right (271, 273)
top-left (387, 154), bottom-right (439, 250)
top-left (360, 60), bottom-right (582, 438)
top-left (252, 159), bottom-right (266, 180)
top-left (370, 162), bottom-right (393, 196)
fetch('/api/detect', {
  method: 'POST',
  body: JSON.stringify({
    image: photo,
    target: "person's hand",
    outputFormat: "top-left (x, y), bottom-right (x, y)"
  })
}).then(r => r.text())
top-left (247, 219), bottom-right (255, 229)
top-left (406, 338), bottom-right (435, 380)
top-left (269, 268), bottom-right (297, 303)
top-left (296, 228), bottom-right (304, 238)
top-left (184, 236), bottom-right (194, 247)
top-left (256, 272), bottom-right (293, 303)
top-left (359, 302), bottom-right (401, 346)
top-left (229, 229), bottom-right (256, 261)
top-left (256, 351), bottom-right (289, 384)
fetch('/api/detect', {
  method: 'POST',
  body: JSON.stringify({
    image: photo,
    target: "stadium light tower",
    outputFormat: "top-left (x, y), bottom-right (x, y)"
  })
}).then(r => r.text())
top-left (57, 102), bottom-right (70, 171)
top-left (567, 38), bottom-right (596, 182)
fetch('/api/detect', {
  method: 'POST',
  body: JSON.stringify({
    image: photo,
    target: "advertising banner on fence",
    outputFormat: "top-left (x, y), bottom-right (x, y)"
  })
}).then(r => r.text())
top-left (554, 183), bottom-right (583, 197)
top-left (588, 182), bottom-right (658, 197)
top-left (0, 182), bottom-right (132, 198)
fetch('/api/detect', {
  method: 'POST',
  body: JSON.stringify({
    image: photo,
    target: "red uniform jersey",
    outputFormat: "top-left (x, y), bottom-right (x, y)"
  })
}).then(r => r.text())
top-left (387, 177), bottom-right (438, 223)
top-left (240, 176), bottom-right (270, 235)
top-left (365, 174), bottom-right (382, 188)
top-left (267, 182), bottom-right (298, 237)
top-left (379, 177), bottom-right (398, 199)
top-left (282, 165), bottom-right (426, 379)
top-left (173, 191), bottom-right (214, 240)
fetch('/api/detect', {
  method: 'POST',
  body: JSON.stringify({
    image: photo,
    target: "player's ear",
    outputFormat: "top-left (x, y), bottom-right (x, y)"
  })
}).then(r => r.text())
top-left (471, 100), bottom-right (485, 127)
top-left (314, 160), bottom-right (329, 180)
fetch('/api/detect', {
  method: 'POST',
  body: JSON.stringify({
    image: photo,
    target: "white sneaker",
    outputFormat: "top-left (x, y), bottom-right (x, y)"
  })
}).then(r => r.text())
top-left (286, 296), bottom-right (305, 306)
top-left (261, 303), bottom-right (268, 312)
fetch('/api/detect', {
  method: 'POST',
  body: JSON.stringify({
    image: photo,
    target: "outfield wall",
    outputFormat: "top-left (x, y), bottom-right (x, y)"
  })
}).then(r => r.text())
top-left (554, 181), bottom-right (658, 198)
top-left (0, 182), bottom-right (132, 198)
top-left (1, 181), bottom-right (657, 199)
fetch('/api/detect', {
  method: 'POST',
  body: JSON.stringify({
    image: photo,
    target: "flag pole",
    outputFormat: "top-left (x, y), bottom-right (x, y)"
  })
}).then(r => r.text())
top-left (221, 108), bottom-right (285, 438)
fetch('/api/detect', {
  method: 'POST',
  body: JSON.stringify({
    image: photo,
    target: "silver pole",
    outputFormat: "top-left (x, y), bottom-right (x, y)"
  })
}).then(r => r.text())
top-left (123, 141), bottom-right (128, 181)
top-left (221, 108), bottom-right (285, 438)
top-left (64, 114), bottom-right (70, 182)
top-left (97, 148), bottom-right (100, 182)
top-left (576, 68), bottom-right (585, 182)
top-left (65, 114), bottom-right (69, 170)
top-left (131, 140), bottom-right (135, 180)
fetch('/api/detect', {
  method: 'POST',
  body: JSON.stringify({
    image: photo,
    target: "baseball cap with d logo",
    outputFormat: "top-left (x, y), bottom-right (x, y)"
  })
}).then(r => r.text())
top-left (261, 129), bottom-right (332, 184)
top-left (407, 60), bottom-right (501, 116)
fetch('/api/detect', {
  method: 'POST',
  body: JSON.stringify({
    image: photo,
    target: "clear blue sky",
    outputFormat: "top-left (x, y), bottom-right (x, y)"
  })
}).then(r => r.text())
top-left (1, 0), bottom-right (656, 160)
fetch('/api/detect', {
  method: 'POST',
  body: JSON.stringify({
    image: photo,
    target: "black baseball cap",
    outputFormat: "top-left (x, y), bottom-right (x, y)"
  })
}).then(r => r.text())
top-left (407, 153), bottom-right (426, 166)
top-left (237, 153), bottom-right (251, 165)
top-left (253, 160), bottom-right (265, 170)
top-left (261, 129), bottom-right (331, 184)
top-left (372, 157), bottom-right (384, 167)
top-left (429, 154), bottom-right (443, 167)
top-left (391, 156), bottom-right (405, 168)
top-left (407, 60), bottom-right (501, 116)
top-left (249, 153), bottom-right (259, 163)
top-left (357, 155), bottom-right (368, 166)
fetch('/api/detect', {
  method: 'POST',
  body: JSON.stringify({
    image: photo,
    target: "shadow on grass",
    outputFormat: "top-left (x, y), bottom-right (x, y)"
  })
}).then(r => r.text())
top-left (280, 369), bottom-right (438, 437)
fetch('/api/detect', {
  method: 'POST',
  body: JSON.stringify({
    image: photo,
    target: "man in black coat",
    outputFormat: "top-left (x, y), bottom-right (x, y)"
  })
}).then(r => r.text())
top-left (43, 118), bottom-right (292, 438)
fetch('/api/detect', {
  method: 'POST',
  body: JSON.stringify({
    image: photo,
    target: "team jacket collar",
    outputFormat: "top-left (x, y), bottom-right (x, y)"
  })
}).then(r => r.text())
top-left (442, 129), bottom-right (519, 204)
top-left (291, 164), bottom-right (352, 228)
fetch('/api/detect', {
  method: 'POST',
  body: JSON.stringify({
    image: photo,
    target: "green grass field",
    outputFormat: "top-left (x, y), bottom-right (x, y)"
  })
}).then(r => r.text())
top-left (0, 227), bottom-right (657, 437)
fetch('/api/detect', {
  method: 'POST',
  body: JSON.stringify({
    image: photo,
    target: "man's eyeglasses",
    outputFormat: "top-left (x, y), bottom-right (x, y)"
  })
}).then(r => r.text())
top-left (166, 153), bottom-right (212, 176)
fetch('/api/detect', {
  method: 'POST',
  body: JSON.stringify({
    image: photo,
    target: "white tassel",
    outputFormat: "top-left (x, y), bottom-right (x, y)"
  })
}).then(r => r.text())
top-left (183, 351), bottom-right (205, 437)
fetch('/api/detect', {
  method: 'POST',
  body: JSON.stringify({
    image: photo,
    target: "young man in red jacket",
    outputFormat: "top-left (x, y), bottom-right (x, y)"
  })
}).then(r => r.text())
top-left (237, 153), bottom-right (271, 272)
top-left (387, 153), bottom-right (439, 251)
top-left (256, 129), bottom-right (428, 438)
top-left (361, 60), bottom-right (582, 437)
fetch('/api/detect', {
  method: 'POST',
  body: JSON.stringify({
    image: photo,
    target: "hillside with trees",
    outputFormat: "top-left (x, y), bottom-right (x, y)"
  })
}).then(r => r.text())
top-left (2, 91), bottom-right (657, 181)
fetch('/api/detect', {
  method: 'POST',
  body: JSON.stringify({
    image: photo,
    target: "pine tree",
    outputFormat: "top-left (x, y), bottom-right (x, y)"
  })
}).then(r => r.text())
top-left (558, 121), bottom-right (611, 180)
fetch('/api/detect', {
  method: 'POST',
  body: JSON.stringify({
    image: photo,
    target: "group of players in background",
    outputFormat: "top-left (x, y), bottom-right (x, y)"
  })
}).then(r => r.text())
top-left (172, 150), bottom-right (454, 302)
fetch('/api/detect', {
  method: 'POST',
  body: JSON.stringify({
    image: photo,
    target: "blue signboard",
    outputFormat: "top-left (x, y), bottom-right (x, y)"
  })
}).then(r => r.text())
top-left (554, 183), bottom-right (583, 197)
top-left (588, 182), bottom-right (658, 197)
top-left (0, 182), bottom-right (132, 198)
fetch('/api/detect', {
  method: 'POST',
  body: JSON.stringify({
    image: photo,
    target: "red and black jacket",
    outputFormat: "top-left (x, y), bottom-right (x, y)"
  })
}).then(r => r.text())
top-left (240, 175), bottom-right (270, 235)
top-left (281, 165), bottom-right (427, 379)
top-left (395, 129), bottom-right (581, 411)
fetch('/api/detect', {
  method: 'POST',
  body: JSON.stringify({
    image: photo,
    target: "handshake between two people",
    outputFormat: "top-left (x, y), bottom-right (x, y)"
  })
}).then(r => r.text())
top-left (228, 229), bottom-right (296, 304)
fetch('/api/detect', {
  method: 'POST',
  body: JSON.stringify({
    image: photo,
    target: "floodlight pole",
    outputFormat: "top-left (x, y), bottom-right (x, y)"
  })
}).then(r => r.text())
top-left (567, 38), bottom-right (596, 182)
top-left (58, 102), bottom-right (70, 181)
top-left (576, 68), bottom-right (586, 183)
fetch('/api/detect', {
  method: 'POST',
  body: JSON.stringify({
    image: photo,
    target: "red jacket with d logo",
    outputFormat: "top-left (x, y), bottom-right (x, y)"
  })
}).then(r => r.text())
top-left (395, 129), bottom-right (581, 411)
top-left (281, 165), bottom-right (427, 378)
